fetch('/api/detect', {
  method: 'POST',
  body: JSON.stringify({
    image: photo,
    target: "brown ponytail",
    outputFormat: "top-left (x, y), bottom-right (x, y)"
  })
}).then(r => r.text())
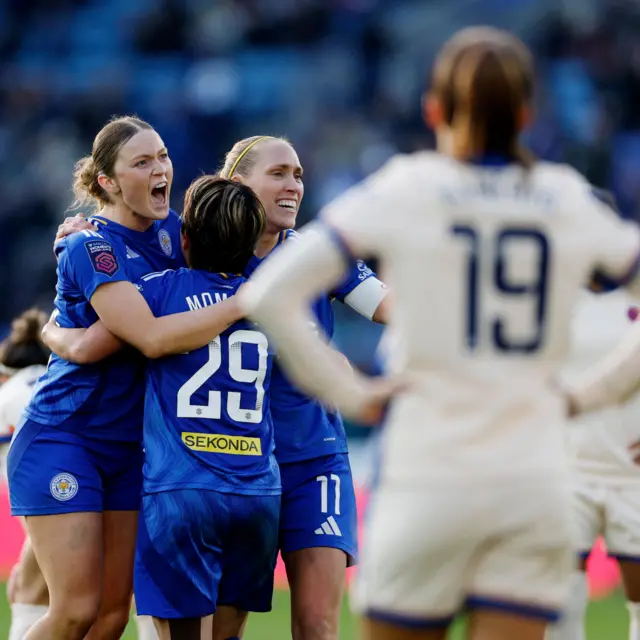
top-left (0, 308), bottom-right (50, 370)
top-left (432, 27), bottom-right (534, 167)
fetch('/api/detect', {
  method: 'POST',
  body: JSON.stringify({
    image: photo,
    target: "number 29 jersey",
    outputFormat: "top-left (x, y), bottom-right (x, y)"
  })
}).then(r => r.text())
top-left (321, 152), bottom-right (640, 484)
top-left (136, 268), bottom-right (279, 497)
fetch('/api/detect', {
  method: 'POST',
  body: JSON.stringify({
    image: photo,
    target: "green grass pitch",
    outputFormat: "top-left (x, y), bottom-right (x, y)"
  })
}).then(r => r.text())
top-left (0, 584), bottom-right (630, 638)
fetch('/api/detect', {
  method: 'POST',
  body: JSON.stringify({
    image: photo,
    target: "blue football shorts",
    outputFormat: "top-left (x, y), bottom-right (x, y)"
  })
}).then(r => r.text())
top-left (134, 488), bottom-right (281, 619)
top-left (8, 417), bottom-right (143, 516)
top-left (279, 452), bottom-right (358, 566)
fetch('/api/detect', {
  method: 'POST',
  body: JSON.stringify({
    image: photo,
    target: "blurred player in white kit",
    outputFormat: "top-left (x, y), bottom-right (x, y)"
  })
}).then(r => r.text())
top-left (0, 309), bottom-right (50, 640)
top-left (561, 196), bottom-right (640, 640)
top-left (550, 284), bottom-right (640, 640)
top-left (240, 26), bottom-right (640, 640)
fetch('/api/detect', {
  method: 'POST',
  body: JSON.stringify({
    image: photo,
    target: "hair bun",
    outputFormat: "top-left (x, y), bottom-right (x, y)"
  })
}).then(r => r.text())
top-left (10, 308), bottom-right (48, 345)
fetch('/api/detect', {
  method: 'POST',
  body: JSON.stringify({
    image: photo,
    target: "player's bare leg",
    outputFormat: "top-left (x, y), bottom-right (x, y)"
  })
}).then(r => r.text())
top-left (153, 615), bottom-right (211, 640)
top-left (8, 535), bottom-right (49, 640)
top-left (284, 547), bottom-right (346, 640)
top-left (361, 617), bottom-right (447, 640)
top-left (210, 605), bottom-right (248, 639)
top-left (468, 609), bottom-right (546, 640)
top-left (22, 512), bottom-right (103, 640)
top-left (85, 510), bottom-right (139, 639)
top-left (9, 537), bottom-right (48, 605)
top-left (617, 560), bottom-right (640, 640)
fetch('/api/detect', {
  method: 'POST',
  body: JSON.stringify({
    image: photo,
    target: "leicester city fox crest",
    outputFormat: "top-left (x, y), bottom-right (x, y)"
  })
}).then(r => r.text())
top-left (158, 229), bottom-right (172, 257)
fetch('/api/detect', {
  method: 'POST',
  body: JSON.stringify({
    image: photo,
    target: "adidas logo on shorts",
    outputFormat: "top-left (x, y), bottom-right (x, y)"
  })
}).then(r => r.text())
top-left (314, 516), bottom-right (342, 537)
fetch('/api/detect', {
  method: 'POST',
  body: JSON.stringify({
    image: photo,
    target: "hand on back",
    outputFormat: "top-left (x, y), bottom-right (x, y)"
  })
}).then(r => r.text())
top-left (54, 213), bottom-right (94, 250)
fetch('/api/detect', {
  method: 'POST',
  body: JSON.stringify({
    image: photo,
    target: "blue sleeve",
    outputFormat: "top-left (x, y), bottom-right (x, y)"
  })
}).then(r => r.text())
top-left (135, 272), bottom-right (169, 316)
top-left (58, 230), bottom-right (129, 301)
top-left (331, 259), bottom-right (377, 301)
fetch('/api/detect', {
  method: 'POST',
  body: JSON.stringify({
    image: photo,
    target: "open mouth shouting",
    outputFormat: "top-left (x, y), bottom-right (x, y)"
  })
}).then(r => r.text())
top-left (150, 180), bottom-right (168, 208)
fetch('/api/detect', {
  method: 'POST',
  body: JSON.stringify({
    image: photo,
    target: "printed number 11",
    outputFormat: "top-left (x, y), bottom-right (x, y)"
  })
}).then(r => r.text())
top-left (317, 474), bottom-right (341, 515)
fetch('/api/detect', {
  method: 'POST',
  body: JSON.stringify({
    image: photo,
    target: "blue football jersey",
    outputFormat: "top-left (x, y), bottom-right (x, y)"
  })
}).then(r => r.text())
top-left (136, 268), bottom-right (279, 496)
top-left (245, 229), bottom-right (377, 463)
top-left (23, 211), bottom-right (185, 442)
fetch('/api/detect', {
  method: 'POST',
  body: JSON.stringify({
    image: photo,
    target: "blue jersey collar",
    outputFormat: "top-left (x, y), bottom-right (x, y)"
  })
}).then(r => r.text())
top-left (467, 153), bottom-right (515, 167)
top-left (90, 215), bottom-right (159, 238)
top-left (467, 154), bottom-right (514, 167)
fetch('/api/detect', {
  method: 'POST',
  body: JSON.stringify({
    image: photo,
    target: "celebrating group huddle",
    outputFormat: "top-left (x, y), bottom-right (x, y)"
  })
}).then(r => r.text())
top-left (5, 124), bottom-right (389, 640)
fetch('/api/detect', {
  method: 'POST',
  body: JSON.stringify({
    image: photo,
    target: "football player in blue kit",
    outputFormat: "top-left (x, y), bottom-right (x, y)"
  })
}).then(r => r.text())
top-left (133, 175), bottom-right (281, 640)
top-left (219, 136), bottom-right (390, 640)
top-left (8, 117), bottom-right (244, 640)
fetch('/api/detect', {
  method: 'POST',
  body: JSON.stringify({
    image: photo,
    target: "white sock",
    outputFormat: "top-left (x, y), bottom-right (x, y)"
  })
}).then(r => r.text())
top-left (136, 615), bottom-right (160, 640)
top-left (627, 601), bottom-right (640, 640)
top-left (545, 571), bottom-right (587, 640)
top-left (9, 603), bottom-right (48, 640)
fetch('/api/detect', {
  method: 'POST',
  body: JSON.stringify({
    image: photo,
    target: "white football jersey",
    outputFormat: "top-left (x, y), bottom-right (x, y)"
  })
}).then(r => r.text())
top-left (321, 152), bottom-right (640, 484)
top-left (562, 291), bottom-right (640, 482)
top-left (0, 364), bottom-right (45, 480)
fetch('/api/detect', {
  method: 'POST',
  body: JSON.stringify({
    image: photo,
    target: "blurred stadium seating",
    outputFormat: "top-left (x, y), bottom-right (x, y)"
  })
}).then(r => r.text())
top-left (2, 1), bottom-right (640, 352)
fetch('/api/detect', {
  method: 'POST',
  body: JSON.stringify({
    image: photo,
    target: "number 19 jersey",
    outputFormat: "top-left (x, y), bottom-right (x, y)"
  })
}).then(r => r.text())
top-left (321, 152), bottom-right (640, 484)
top-left (136, 268), bottom-right (279, 496)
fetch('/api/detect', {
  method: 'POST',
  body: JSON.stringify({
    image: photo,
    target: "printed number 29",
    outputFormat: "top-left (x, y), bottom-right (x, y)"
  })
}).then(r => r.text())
top-left (177, 329), bottom-right (268, 423)
top-left (452, 225), bottom-right (550, 353)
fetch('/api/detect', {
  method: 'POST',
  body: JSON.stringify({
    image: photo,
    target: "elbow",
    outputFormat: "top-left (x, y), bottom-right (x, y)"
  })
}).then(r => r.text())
top-left (138, 339), bottom-right (164, 360)
top-left (40, 323), bottom-right (55, 351)
top-left (136, 331), bottom-right (168, 359)
top-left (67, 344), bottom-right (94, 365)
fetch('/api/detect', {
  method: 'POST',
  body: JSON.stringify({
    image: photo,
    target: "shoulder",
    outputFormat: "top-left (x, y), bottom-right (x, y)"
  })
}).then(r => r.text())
top-left (344, 153), bottom-right (415, 192)
top-left (137, 268), bottom-right (178, 291)
top-left (371, 152), bottom-right (428, 177)
top-left (321, 152), bottom-right (440, 220)
top-left (136, 268), bottom-right (180, 312)
top-left (139, 267), bottom-right (179, 282)
top-left (197, 271), bottom-right (245, 294)
top-left (0, 367), bottom-right (40, 405)
top-left (366, 151), bottom-right (447, 186)
top-left (531, 161), bottom-right (591, 197)
top-left (222, 273), bottom-right (246, 294)
top-left (0, 375), bottom-right (18, 403)
top-left (55, 228), bottom-right (115, 262)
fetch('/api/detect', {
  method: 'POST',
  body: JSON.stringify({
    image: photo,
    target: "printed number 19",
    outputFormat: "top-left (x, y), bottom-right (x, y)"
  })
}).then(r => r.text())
top-left (452, 225), bottom-right (550, 353)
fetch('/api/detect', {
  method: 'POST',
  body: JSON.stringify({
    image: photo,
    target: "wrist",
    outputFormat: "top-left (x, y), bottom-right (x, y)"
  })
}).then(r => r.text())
top-left (225, 296), bottom-right (245, 323)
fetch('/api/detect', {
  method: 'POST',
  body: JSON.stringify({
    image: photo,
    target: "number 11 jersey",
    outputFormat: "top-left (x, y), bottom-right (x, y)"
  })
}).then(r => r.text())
top-left (136, 268), bottom-right (279, 497)
top-left (321, 152), bottom-right (640, 484)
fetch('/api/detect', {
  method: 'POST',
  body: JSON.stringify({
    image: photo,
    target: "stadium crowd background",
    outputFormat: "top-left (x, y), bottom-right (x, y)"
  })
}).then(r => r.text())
top-left (2, 0), bottom-right (640, 376)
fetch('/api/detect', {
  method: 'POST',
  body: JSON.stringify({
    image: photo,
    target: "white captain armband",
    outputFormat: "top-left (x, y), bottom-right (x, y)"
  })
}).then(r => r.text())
top-left (343, 277), bottom-right (389, 320)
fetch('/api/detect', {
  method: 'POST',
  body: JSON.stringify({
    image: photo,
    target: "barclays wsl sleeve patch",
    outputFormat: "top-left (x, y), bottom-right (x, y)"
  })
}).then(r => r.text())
top-left (84, 239), bottom-right (120, 276)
